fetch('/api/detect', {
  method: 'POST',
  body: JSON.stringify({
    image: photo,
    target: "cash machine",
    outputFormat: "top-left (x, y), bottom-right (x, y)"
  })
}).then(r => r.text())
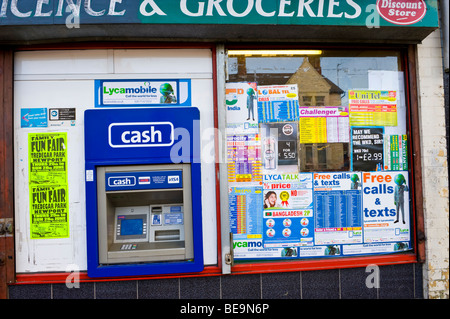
top-left (84, 107), bottom-right (203, 277)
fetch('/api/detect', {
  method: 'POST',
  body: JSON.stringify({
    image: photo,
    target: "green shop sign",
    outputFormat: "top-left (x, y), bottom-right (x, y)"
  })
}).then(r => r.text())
top-left (0, 0), bottom-right (439, 27)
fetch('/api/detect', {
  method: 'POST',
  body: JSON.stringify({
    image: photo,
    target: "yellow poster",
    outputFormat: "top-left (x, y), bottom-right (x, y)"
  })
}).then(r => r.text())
top-left (299, 117), bottom-right (327, 144)
top-left (29, 184), bottom-right (69, 239)
top-left (28, 132), bottom-right (69, 239)
top-left (348, 90), bottom-right (397, 126)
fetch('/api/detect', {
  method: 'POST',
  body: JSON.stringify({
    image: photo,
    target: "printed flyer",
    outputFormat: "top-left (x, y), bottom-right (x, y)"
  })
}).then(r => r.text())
top-left (233, 239), bottom-right (299, 259)
top-left (263, 173), bottom-right (313, 210)
top-left (313, 172), bottom-right (363, 245)
top-left (229, 186), bottom-right (263, 238)
top-left (227, 133), bottom-right (262, 183)
top-left (28, 132), bottom-right (68, 185)
top-left (349, 90), bottom-right (397, 126)
top-left (226, 82), bottom-right (259, 132)
top-left (351, 127), bottom-right (384, 171)
top-left (260, 122), bottom-right (298, 173)
top-left (362, 171), bottom-right (411, 243)
top-left (263, 173), bottom-right (314, 247)
top-left (21, 108), bottom-right (48, 128)
top-left (384, 135), bottom-right (408, 171)
top-left (257, 84), bottom-right (299, 123)
top-left (28, 132), bottom-right (69, 239)
top-left (263, 209), bottom-right (314, 247)
top-left (299, 106), bottom-right (350, 144)
top-left (29, 184), bottom-right (69, 239)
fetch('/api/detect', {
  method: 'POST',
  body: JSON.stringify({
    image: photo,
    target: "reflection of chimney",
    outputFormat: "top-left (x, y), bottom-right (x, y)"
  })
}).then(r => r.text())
top-left (237, 56), bottom-right (246, 78)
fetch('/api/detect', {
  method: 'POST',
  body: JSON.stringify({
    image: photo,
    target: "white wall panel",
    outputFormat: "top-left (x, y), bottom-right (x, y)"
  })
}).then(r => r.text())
top-left (113, 49), bottom-right (212, 74)
top-left (14, 49), bottom-right (217, 273)
top-left (15, 50), bottom-right (112, 75)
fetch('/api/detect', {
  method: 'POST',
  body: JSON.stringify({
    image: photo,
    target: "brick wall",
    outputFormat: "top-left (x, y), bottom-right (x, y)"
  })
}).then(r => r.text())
top-left (416, 29), bottom-right (450, 299)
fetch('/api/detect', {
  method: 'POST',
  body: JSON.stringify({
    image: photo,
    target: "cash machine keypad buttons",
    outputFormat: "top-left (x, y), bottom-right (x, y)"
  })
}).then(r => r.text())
top-left (120, 244), bottom-right (137, 250)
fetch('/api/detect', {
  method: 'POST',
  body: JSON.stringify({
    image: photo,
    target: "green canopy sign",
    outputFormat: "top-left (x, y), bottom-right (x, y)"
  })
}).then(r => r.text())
top-left (0, 0), bottom-right (439, 27)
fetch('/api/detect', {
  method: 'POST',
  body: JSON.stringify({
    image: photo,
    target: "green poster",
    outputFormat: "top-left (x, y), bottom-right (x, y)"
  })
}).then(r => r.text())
top-left (29, 184), bottom-right (69, 239)
top-left (28, 133), bottom-right (69, 239)
top-left (28, 133), bottom-right (68, 185)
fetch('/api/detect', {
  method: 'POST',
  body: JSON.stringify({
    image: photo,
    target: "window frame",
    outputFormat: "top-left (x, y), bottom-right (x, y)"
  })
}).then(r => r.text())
top-left (224, 43), bottom-right (424, 274)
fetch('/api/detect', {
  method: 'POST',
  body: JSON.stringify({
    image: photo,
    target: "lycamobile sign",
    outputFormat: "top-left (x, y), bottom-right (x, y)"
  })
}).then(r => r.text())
top-left (95, 79), bottom-right (192, 107)
top-left (0, 0), bottom-right (438, 27)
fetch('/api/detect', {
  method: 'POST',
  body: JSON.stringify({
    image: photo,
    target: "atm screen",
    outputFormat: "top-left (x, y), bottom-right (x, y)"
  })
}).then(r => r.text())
top-left (120, 218), bottom-right (144, 236)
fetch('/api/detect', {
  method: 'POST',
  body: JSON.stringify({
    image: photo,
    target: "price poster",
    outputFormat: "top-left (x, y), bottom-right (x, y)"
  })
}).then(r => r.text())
top-left (299, 106), bottom-right (350, 144)
top-left (351, 127), bottom-right (384, 171)
top-left (227, 133), bottom-right (262, 183)
top-left (257, 84), bottom-right (299, 123)
top-left (348, 90), bottom-right (397, 126)
top-left (384, 135), bottom-right (408, 171)
top-left (28, 132), bottom-right (69, 239)
top-left (313, 172), bottom-right (363, 245)
top-left (263, 173), bottom-right (314, 248)
top-left (263, 209), bottom-right (314, 247)
top-left (228, 186), bottom-right (263, 238)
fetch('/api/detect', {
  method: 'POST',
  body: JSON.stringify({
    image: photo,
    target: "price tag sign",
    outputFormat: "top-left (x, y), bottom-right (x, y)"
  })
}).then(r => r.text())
top-left (351, 127), bottom-right (384, 171)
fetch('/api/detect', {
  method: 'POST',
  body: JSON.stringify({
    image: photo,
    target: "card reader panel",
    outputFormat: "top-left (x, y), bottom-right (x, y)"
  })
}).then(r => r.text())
top-left (96, 164), bottom-right (193, 265)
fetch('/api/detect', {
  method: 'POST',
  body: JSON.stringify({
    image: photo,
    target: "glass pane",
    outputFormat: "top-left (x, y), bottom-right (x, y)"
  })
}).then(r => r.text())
top-left (226, 48), bottom-right (411, 262)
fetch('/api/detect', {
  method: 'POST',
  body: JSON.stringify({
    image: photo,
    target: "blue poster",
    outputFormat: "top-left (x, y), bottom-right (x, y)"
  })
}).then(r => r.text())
top-left (21, 108), bottom-right (47, 128)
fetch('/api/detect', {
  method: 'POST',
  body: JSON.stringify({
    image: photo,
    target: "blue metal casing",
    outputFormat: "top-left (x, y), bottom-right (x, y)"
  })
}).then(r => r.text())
top-left (84, 107), bottom-right (203, 278)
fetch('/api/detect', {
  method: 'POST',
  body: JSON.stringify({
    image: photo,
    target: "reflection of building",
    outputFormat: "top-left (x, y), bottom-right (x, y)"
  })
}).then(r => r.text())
top-left (300, 143), bottom-right (349, 172)
top-left (287, 57), bottom-right (343, 106)
top-left (287, 58), bottom-right (347, 172)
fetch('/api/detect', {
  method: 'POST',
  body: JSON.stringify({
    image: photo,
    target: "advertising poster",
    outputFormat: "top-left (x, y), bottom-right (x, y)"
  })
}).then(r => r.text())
top-left (263, 173), bottom-right (313, 210)
top-left (233, 239), bottom-right (299, 259)
top-left (342, 242), bottom-right (411, 256)
top-left (362, 171), bottom-right (411, 243)
top-left (28, 132), bottom-right (68, 185)
top-left (257, 84), bottom-right (299, 123)
top-left (21, 108), bottom-right (48, 128)
top-left (95, 79), bottom-right (192, 107)
top-left (384, 135), bottom-right (408, 171)
top-left (313, 172), bottom-right (363, 245)
top-left (299, 106), bottom-right (350, 143)
top-left (260, 122), bottom-right (298, 173)
top-left (263, 209), bottom-right (314, 247)
top-left (227, 133), bottom-right (262, 183)
top-left (263, 173), bottom-right (314, 247)
top-left (29, 184), bottom-right (69, 239)
top-left (349, 90), bottom-right (397, 126)
top-left (228, 186), bottom-right (263, 238)
top-left (226, 82), bottom-right (259, 132)
top-left (351, 127), bottom-right (384, 171)
top-left (28, 132), bottom-right (69, 239)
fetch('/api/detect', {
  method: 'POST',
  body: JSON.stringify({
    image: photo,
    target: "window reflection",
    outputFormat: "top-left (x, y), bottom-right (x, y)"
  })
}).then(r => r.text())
top-left (227, 49), bottom-right (403, 172)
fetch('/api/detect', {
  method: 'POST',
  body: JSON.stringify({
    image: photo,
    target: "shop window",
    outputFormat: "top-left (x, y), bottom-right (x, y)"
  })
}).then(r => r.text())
top-left (226, 48), bottom-right (412, 262)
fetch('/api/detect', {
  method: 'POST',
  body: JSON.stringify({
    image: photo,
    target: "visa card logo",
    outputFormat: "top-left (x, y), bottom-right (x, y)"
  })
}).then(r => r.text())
top-left (168, 175), bottom-right (180, 184)
top-left (108, 176), bottom-right (136, 187)
top-left (108, 122), bottom-right (174, 148)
